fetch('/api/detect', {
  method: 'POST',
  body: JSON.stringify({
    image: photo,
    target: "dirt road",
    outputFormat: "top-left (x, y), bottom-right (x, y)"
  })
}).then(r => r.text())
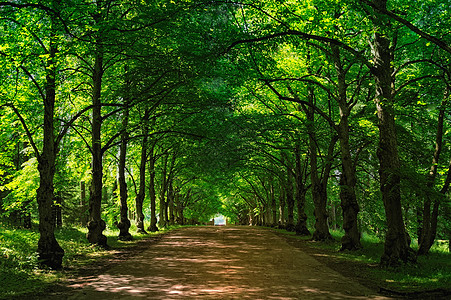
top-left (59, 226), bottom-right (390, 299)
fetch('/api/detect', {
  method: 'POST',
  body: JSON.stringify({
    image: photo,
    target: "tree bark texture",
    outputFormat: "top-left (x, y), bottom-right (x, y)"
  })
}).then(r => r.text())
top-left (87, 44), bottom-right (107, 247)
top-left (278, 177), bottom-right (286, 228)
top-left (294, 143), bottom-right (310, 236)
top-left (135, 142), bottom-right (147, 233)
top-left (36, 29), bottom-right (64, 269)
top-left (370, 15), bottom-right (415, 264)
top-left (168, 180), bottom-right (175, 225)
top-left (159, 155), bottom-right (169, 228)
top-left (135, 111), bottom-right (150, 234)
top-left (147, 145), bottom-right (159, 232)
top-left (307, 88), bottom-right (332, 241)
top-left (117, 99), bottom-right (132, 241)
top-left (52, 192), bottom-right (62, 228)
top-left (80, 181), bottom-right (87, 226)
top-left (269, 180), bottom-right (277, 226)
top-left (285, 163), bottom-right (295, 232)
top-left (331, 45), bottom-right (362, 251)
top-left (418, 88), bottom-right (449, 255)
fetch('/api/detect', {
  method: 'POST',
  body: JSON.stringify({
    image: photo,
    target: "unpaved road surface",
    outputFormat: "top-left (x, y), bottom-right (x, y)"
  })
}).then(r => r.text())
top-left (58, 226), bottom-right (390, 299)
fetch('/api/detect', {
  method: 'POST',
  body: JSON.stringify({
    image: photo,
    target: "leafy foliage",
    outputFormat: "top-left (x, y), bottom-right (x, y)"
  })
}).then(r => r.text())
top-left (0, 0), bottom-right (450, 293)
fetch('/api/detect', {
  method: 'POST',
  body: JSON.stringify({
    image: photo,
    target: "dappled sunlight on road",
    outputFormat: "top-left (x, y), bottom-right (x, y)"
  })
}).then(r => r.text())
top-left (63, 227), bottom-right (390, 299)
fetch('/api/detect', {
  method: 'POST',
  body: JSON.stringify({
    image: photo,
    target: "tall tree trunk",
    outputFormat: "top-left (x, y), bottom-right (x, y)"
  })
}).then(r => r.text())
top-left (53, 192), bottom-right (62, 228)
top-left (307, 87), bottom-right (332, 241)
top-left (294, 143), bottom-right (310, 236)
top-left (159, 155), bottom-right (168, 228)
top-left (117, 92), bottom-right (132, 241)
top-left (80, 181), bottom-right (87, 226)
top-left (312, 175), bottom-right (333, 241)
top-left (285, 163), bottom-right (295, 232)
top-left (147, 144), bottom-right (159, 232)
top-left (248, 207), bottom-right (254, 226)
top-left (265, 201), bottom-right (271, 227)
top-left (174, 193), bottom-right (183, 225)
top-left (270, 180), bottom-right (277, 227)
top-left (177, 202), bottom-right (186, 225)
top-left (257, 204), bottom-right (263, 226)
top-left (418, 88), bottom-right (449, 254)
top-left (370, 5), bottom-right (414, 264)
top-left (338, 134), bottom-right (361, 250)
top-left (168, 179), bottom-right (175, 225)
top-left (36, 26), bottom-right (64, 269)
top-left (330, 201), bottom-right (337, 231)
top-left (331, 45), bottom-right (362, 251)
top-left (87, 40), bottom-right (107, 247)
top-left (135, 110), bottom-right (150, 234)
top-left (166, 154), bottom-right (176, 226)
top-left (37, 157), bottom-right (64, 269)
top-left (425, 160), bottom-right (451, 253)
top-left (159, 191), bottom-right (167, 228)
top-left (278, 181), bottom-right (286, 228)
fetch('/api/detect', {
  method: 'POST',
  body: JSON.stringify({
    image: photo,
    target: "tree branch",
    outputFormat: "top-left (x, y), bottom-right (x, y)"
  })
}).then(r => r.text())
top-left (359, 0), bottom-right (451, 54)
top-left (1, 103), bottom-right (40, 158)
top-left (227, 30), bottom-right (373, 72)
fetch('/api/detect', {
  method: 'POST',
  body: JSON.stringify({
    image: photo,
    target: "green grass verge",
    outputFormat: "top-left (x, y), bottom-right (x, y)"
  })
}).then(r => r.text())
top-left (274, 228), bottom-right (451, 293)
top-left (0, 223), bottom-right (179, 299)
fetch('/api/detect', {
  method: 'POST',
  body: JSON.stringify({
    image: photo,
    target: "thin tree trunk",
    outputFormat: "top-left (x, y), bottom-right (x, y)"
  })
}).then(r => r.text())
top-left (87, 38), bottom-right (107, 247)
top-left (166, 154), bottom-right (176, 226)
top-left (278, 182), bottom-right (286, 228)
top-left (265, 202), bottom-right (271, 227)
top-left (430, 160), bottom-right (451, 252)
top-left (159, 154), bottom-right (169, 228)
top-left (295, 143), bottom-right (310, 236)
top-left (159, 188), bottom-right (167, 228)
top-left (117, 90), bottom-right (132, 241)
top-left (418, 88), bottom-right (449, 254)
top-left (168, 179), bottom-right (175, 225)
top-left (135, 110), bottom-right (150, 234)
top-left (53, 192), bottom-right (62, 228)
top-left (285, 163), bottom-right (295, 232)
top-left (330, 201), bottom-right (337, 231)
top-left (147, 143), bottom-right (159, 232)
top-left (80, 181), bottom-right (87, 226)
top-left (178, 204), bottom-right (185, 225)
top-left (174, 193), bottom-right (184, 225)
top-left (249, 207), bottom-right (254, 226)
top-left (270, 180), bottom-right (277, 227)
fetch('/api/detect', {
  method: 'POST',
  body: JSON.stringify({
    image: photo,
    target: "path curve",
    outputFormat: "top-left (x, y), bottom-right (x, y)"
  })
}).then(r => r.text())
top-left (62, 226), bottom-right (390, 299)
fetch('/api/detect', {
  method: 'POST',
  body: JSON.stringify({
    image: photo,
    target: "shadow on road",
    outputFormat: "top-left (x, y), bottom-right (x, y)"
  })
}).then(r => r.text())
top-left (49, 226), bottom-right (391, 299)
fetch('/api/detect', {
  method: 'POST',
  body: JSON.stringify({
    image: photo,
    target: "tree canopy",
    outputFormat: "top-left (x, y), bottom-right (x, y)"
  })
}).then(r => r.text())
top-left (0, 0), bottom-right (450, 269)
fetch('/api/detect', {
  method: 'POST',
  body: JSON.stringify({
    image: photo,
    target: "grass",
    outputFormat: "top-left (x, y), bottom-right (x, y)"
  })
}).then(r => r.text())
top-left (0, 223), bottom-right (179, 299)
top-left (0, 226), bottom-right (48, 298)
top-left (274, 228), bottom-right (451, 295)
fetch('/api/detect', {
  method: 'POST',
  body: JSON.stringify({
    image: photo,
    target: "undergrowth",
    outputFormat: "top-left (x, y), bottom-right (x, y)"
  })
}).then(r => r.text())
top-left (0, 223), bottom-right (178, 299)
top-left (275, 227), bottom-right (451, 294)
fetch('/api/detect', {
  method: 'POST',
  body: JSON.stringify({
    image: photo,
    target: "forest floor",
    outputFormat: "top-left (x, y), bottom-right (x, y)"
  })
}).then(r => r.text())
top-left (25, 226), bottom-right (405, 300)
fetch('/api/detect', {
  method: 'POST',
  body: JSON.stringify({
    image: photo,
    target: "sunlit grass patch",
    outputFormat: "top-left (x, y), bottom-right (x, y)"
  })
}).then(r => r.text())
top-left (0, 227), bottom-right (39, 270)
top-left (373, 256), bottom-right (451, 292)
